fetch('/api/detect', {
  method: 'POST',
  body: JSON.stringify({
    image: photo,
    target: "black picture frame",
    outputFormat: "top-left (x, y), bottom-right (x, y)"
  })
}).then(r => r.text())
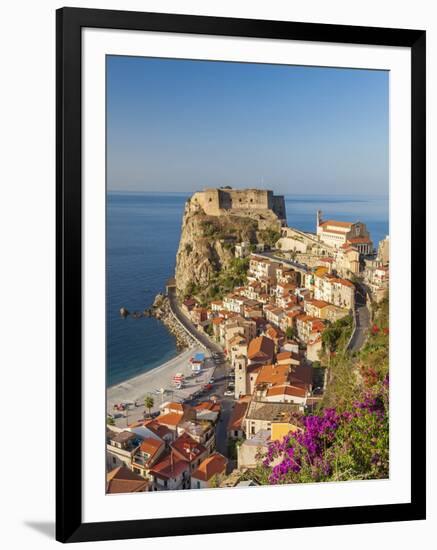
top-left (56, 7), bottom-right (426, 543)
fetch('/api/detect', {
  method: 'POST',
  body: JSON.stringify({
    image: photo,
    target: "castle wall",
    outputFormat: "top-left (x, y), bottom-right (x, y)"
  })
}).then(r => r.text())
top-left (192, 188), bottom-right (221, 215)
top-left (272, 195), bottom-right (286, 219)
top-left (219, 189), bottom-right (270, 211)
top-left (192, 188), bottom-right (286, 219)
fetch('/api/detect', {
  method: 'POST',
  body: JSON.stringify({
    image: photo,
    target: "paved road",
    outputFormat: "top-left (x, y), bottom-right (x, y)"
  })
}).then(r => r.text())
top-left (347, 282), bottom-right (370, 352)
top-left (168, 288), bottom-right (235, 453)
top-left (257, 251), bottom-right (310, 275)
top-left (168, 288), bottom-right (223, 353)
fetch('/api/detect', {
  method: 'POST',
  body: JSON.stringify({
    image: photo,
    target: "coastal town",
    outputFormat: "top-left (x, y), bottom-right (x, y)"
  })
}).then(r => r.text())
top-left (106, 188), bottom-right (389, 493)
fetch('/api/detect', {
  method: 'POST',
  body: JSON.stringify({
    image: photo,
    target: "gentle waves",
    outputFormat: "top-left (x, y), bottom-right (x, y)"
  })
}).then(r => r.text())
top-left (107, 192), bottom-right (389, 386)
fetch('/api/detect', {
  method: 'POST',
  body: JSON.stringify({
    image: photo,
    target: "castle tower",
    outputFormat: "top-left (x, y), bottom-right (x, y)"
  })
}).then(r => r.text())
top-left (234, 355), bottom-right (248, 398)
top-left (316, 210), bottom-right (323, 237)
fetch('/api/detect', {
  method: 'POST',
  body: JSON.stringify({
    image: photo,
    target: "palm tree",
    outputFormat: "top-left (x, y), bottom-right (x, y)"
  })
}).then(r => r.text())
top-left (144, 395), bottom-right (154, 418)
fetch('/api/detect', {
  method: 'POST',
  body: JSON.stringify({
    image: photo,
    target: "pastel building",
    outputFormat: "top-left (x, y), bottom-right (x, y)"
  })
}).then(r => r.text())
top-left (316, 210), bottom-right (373, 255)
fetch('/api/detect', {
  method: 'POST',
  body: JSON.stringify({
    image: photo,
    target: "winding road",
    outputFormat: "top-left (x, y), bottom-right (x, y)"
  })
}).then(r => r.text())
top-left (168, 288), bottom-right (223, 353)
top-left (347, 282), bottom-right (371, 352)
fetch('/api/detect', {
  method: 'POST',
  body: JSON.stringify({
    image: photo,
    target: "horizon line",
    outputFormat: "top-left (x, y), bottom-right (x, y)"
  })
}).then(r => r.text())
top-left (107, 189), bottom-right (389, 198)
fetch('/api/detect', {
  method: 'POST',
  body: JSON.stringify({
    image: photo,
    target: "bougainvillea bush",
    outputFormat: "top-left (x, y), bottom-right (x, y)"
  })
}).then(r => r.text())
top-left (261, 381), bottom-right (388, 484)
top-left (257, 294), bottom-right (389, 485)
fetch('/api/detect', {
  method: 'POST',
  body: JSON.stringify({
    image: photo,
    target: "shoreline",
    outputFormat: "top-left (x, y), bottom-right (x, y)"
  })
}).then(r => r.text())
top-left (107, 346), bottom-right (193, 392)
top-left (108, 293), bottom-right (194, 390)
top-left (107, 345), bottom-right (215, 427)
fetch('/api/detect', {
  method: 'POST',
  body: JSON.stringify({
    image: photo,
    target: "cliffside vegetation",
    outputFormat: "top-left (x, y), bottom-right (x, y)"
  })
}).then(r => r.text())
top-left (243, 294), bottom-right (389, 485)
top-left (175, 194), bottom-right (283, 302)
top-left (185, 257), bottom-right (250, 305)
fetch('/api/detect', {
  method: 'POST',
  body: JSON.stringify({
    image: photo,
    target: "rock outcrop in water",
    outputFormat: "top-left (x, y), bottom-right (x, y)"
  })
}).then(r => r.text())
top-left (175, 187), bottom-right (286, 298)
top-left (151, 295), bottom-right (195, 349)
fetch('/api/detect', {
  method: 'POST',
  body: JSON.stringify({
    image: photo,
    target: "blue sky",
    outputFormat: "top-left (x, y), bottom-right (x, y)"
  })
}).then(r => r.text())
top-left (107, 56), bottom-right (388, 195)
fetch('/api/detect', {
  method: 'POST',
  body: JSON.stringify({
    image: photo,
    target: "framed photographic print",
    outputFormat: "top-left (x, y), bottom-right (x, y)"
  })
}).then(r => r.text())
top-left (56, 7), bottom-right (426, 543)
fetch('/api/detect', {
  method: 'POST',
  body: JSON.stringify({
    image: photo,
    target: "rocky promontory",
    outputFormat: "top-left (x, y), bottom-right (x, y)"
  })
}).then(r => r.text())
top-left (175, 187), bottom-right (286, 298)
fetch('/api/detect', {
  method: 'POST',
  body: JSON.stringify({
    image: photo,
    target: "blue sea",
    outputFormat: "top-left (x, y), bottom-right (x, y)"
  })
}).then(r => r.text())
top-left (107, 192), bottom-right (388, 386)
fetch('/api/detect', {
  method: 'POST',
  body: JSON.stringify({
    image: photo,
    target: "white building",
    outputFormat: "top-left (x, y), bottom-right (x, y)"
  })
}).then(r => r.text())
top-left (316, 211), bottom-right (373, 255)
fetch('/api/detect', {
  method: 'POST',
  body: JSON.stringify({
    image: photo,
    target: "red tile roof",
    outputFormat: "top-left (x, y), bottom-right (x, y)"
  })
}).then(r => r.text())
top-left (143, 419), bottom-right (173, 439)
top-left (171, 432), bottom-right (207, 463)
top-left (256, 364), bottom-right (290, 386)
top-left (306, 299), bottom-right (330, 309)
top-left (247, 336), bottom-right (275, 362)
top-left (228, 397), bottom-right (250, 431)
top-left (289, 364), bottom-right (313, 386)
top-left (194, 400), bottom-right (221, 413)
top-left (106, 466), bottom-right (149, 494)
top-left (149, 451), bottom-right (189, 480)
top-left (191, 453), bottom-right (228, 481)
top-left (155, 412), bottom-right (185, 428)
top-left (320, 220), bottom-right (353, 228)
top-left (139, 438), bottom-right (164, 456)
top-left (266, 385), bottom-right (307, 398)
top-left (265, 325), bottom-right (285, 339)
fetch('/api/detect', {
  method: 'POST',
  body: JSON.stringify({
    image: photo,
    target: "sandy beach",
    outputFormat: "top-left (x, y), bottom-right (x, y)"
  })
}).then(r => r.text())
top-left (107, 346), bottom-right (218, 428)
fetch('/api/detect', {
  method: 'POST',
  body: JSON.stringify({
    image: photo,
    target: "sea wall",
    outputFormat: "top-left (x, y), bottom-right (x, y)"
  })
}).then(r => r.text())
top-left (151, 294), bottom-right (195, 350)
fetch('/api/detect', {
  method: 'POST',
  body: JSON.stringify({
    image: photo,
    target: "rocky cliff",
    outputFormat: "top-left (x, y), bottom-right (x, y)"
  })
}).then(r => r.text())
top-left (174, 188), bottom-right (285, 300)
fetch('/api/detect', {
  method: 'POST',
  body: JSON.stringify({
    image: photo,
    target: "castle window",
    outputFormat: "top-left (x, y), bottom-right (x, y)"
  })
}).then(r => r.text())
top-left (208, 198), bottom-right (212, 202)
top-left (250, 198), bottom-right (253, 203)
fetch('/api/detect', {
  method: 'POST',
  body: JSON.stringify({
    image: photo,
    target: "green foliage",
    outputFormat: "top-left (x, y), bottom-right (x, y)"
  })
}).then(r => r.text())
top-left (254, 296), bottom-right (389, 485)
top-left (322, 298), bottom-right (388, 411)
top-left (107, 415), bottom-right (115, 426)
top-left (285, 326), bottom-right (297, 340)
top-left (259, 226), bottom-right (281, 247)
top-left (321, 315), bottom-right (353, 353)
top-left (312, 365), bottom-right (325, 389)
top-left (230, 257), bottom-right (250, 276)
top-left (227, 437), bottom-right (244, 460)
top-left (192, 256), bottom-right (250, 304)
top-left (185, 243), bottom-right (193, 255)
top-left (201, 220), bottom-right (218, 238)
top-left (209, 473), bottom-right (227, 488)
top-left (184, 280), bottom-right (201, 298)
top-left (144, 395), bottom-right (154, 415)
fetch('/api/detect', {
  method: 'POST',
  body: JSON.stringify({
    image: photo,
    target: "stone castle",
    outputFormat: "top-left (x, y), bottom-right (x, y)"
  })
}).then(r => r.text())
top-left (191, 187), bottom-right (287, 222)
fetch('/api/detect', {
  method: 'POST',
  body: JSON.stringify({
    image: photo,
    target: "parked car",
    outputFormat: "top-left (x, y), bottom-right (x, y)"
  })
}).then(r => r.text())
top-left (209, 377), bottom-right (215, 384)
top-left (224, 389), bottom-right (234, 397)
